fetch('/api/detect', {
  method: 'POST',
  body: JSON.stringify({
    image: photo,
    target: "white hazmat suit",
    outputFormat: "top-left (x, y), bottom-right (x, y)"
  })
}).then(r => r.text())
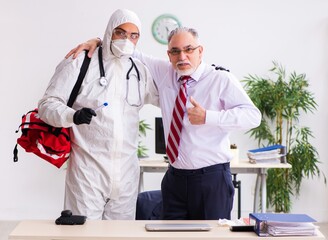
top-left (38, 9), bottom-right (159, 220)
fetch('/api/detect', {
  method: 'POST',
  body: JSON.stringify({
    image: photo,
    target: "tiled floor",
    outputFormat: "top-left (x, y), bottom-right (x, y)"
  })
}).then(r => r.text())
top-left (1, 221), bottom-right (328, 239)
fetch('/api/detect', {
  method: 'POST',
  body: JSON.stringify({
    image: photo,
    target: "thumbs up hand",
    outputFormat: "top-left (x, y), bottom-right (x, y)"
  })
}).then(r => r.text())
top-left (187, 96), bottom-right (206, 125)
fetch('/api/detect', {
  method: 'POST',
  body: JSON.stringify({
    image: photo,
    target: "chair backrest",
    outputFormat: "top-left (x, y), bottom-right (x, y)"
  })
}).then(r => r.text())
top-left (136, 190), bottom-right (162, 220)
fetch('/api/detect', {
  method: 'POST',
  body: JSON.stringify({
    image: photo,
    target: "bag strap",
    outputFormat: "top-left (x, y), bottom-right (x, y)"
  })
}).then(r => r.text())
top-left (67, 47), bottom-right (105, 107)
top-left (53, 51), bottom-right (92, 136)
top-left (67, 51), bottom-right (91, 107)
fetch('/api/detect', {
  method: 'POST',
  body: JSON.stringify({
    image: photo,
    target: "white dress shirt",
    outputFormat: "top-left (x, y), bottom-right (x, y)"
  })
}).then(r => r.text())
top-left (135, 51), bottom-right (261, 169)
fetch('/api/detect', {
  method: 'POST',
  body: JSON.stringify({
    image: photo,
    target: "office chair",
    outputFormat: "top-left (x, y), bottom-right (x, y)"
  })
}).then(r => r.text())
top-left (136, 190), bottom-right (162, 220)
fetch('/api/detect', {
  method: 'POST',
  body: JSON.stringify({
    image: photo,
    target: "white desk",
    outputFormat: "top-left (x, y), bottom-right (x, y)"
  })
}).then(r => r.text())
top-left (139, 159), bottom-right (291, 213)
top-left (9, 220), bottom-right (325, 240)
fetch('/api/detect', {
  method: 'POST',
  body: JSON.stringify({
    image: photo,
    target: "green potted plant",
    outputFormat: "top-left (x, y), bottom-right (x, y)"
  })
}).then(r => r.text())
top-left (138, 120), bottom-right (151, 158)
top-left (242, 61), bottom-right (326, 213)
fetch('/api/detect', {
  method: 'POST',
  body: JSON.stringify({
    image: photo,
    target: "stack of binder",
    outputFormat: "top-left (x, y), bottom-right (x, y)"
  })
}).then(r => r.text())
top-left (249, 213), bottom-right (317, 237)
top-left (247, 145), bottom-right (286, 164)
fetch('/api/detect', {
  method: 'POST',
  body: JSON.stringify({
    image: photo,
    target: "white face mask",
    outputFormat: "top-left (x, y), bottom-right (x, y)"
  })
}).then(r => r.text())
top-left (111, 39), bottom-right (135, 58)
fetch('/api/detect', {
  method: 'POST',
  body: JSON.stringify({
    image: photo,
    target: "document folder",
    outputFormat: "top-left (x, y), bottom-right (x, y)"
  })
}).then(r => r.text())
top-left (248, 144), bottom-right (287, 163)
top-left (249, 213), bottom-right (317, 237)
top-left (248, 145), bottom-right (285, 153)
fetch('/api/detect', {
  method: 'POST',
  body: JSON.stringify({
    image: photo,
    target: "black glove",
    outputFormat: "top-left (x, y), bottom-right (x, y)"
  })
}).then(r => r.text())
top-left (73, 108), bottom-right (97, 125)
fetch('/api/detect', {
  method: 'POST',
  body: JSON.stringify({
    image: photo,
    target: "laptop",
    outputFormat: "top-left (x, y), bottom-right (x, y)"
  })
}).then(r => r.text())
top-left (145, 223), bottom-right (212, 232)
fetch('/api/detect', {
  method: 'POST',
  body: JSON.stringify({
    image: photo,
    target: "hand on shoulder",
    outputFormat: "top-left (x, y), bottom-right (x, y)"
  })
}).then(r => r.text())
top-left (65, 38), bottom-right (101, 59)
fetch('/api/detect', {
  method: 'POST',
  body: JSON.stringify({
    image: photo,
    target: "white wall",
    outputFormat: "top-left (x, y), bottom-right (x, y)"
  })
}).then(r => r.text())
top-left (1, 0), bottom-right (328, 221)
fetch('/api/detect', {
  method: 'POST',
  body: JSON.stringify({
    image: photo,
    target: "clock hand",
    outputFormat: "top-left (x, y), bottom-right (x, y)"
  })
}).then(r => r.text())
top-left (165, 26), bottom-right (170, 34)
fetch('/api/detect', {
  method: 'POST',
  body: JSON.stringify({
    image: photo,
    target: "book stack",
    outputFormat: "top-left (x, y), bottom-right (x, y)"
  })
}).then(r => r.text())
top-left (247, 145), bottom-right (286, 164)
top-left (249, 213), bottom-right (317, 237)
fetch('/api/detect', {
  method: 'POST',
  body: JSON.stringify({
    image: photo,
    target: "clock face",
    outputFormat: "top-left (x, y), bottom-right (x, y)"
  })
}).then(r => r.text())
top-left (152, 14), bottom-right (181, 45)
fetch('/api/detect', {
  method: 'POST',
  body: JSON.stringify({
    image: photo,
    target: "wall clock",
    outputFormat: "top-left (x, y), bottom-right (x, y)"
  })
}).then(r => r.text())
top-left (151, 14), bottom-right (181, 45)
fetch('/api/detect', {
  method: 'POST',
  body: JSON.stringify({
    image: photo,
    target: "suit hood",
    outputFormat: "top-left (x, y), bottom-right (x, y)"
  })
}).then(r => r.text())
top-left (102, 9), bottom-right (141, 60)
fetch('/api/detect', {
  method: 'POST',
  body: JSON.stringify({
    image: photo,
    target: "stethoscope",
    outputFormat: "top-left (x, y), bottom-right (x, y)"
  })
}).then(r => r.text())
top-left (97, 46), bottom-right (142, 107)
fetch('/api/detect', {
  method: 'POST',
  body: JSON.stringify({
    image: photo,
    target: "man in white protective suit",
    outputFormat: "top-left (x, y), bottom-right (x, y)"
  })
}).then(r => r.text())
top-left (38, 9), bottom-right (159, 220)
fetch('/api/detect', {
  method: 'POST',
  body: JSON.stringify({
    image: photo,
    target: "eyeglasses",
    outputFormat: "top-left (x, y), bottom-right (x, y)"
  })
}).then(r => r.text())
top-left (168, 46), bottom-right (200, 56)
top-left (113, 28), bottom-right (140, 40)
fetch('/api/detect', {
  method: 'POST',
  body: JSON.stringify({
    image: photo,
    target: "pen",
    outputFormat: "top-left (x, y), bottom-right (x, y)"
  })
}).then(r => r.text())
top-left (94, 102), bottom-right (108, 111)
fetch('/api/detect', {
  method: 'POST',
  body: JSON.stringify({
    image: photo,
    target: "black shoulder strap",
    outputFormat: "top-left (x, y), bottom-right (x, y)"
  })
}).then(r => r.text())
top-left (67, 51), bottom-right (91, 107)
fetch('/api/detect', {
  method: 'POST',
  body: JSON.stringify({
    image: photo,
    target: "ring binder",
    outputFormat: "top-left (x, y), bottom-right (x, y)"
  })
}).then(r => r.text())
top-left (249, 213), bottom-right (317, 237)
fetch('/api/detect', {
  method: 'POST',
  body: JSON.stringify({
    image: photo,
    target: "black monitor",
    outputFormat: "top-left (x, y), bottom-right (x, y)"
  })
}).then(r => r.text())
top-left (155, 117), bottom-right (166, 154)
